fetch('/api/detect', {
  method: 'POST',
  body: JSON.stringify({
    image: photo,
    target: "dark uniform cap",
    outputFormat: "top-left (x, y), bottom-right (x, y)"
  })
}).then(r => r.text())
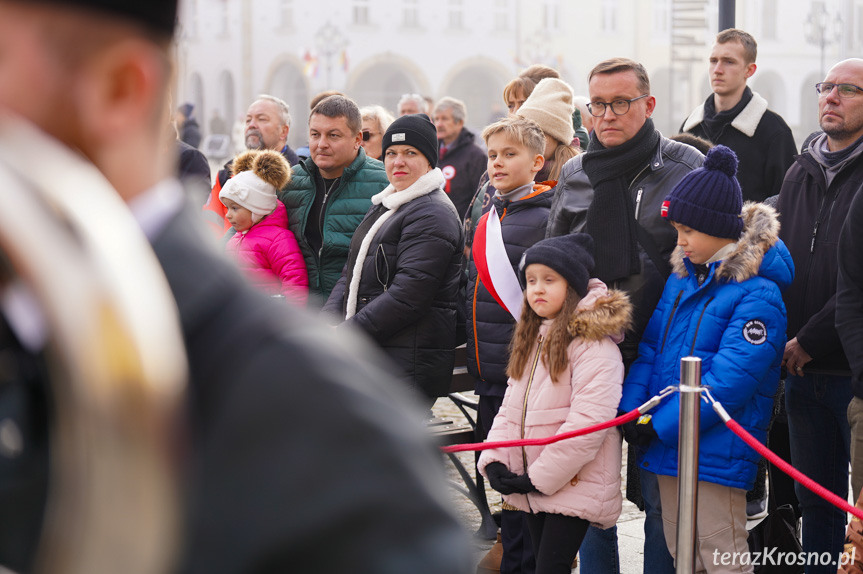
top-left (31, 0), bottom-right (177, 37)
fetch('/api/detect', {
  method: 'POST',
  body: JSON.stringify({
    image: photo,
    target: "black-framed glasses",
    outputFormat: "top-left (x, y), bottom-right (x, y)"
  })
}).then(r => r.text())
top-left (587, 94), bottom-right (649, 117)
top-left (815, 83), bottom-right (863, 98)
top-left (362, 129), bottom-right (379, 141)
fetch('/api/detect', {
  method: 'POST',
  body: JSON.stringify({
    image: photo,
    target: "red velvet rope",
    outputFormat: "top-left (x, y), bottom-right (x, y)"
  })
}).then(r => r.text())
top-left (443, 398), bottom-right (863, 522)
top-left (439, 408), bottom-right (641, 453)
top-left (723, 417), bottom-right (863, 521)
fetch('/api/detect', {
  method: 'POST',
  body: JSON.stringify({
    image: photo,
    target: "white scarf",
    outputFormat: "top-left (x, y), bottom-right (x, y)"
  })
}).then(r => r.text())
top-left (345, 168), bottom-right (446, 319)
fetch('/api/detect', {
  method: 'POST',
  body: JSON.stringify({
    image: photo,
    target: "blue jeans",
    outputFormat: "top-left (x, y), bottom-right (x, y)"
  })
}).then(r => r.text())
top-left (641, 469), bottom-right (675, 573)
top-left (578, 524), bottom-right (619, 574)
top-left (786, 373), bottom-right (851, 574)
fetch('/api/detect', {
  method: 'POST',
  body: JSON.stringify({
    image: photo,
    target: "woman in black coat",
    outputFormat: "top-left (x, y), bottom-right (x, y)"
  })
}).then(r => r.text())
top-left (323, 114), bottom-right (464, 407)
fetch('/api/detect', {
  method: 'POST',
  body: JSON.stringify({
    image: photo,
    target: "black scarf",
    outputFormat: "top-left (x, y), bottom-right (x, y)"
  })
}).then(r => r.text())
top-left (701, 86), bottom-right (752, 141)
top-left (583, 118), bottom-right (660, 284)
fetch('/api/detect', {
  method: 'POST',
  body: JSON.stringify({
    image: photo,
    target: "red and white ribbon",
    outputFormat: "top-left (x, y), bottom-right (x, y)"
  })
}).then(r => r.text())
top-left (473, 205), bottom-right (523, 321)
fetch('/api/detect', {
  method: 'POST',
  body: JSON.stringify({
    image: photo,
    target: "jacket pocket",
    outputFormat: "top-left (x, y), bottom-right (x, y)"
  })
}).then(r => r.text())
top-left (374, 243), bottom-right (395, 291)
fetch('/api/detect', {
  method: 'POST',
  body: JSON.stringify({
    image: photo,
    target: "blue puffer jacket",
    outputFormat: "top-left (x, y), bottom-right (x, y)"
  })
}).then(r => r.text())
top-left (619, 203), bottom-right (794, 490)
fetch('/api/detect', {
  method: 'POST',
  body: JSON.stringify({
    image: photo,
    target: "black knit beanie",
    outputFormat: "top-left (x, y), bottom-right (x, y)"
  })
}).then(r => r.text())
top-left (519, 233), bottom-right (595, 298)
top-left (382, 113), bottom-right (438, 168)
top-left (30, 0), bottom-right (177, 36)
top-left (662, 145), bottom-right (744, 239)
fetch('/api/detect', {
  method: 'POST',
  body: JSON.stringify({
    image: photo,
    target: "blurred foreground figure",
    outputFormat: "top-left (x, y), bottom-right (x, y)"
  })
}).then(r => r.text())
top-left (0, 1), bottom-right (473, 573)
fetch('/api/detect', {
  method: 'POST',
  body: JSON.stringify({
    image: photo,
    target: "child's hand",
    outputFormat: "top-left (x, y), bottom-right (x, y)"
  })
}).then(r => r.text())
top-left (485, 462), bottom-right (518, 494)
top-left (500, 473), bottom-right (538, 495)
top-left (622, 416), bottom-right (657, 447)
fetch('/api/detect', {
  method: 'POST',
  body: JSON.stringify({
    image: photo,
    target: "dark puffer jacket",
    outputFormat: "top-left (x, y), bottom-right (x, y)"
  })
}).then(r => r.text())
top-left (777, 142), bottom-right (863, 374)
top-left (323, 169), bottom-right (465, 400)
top-left (280, 148), bottom-right (388, 304)
top-left (466, 184), bottom-right (554, 397)
top-left (546, 136), bottom-right (704, 364)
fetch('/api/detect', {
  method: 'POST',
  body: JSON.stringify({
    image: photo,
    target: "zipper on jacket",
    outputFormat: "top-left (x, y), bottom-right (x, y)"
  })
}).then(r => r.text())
top-left (317, 179), bottom-right (340, 259)
top-left (634, 188), bottom-right (644, 220)
top-left (520, 334), bottom-right (543, 512)
top-left (688, 297), bottom-right (715, 355)
top-left (802, 183), bottom-right (839, 318)
top-left (629, 166), bottom-right (650, 189)
top-left (375, 244), bottom-right (389, 291)
top-left (660, 291), bottom-right (684, 353)
top-left (472, 279), bottom-right (483, 379)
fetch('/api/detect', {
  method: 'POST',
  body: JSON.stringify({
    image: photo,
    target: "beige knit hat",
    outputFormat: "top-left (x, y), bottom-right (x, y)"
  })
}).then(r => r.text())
top-left (517, 78), bottom-right (575, 145)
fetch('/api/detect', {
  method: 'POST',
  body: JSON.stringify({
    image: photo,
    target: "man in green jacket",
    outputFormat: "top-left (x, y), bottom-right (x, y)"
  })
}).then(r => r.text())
top-left (280, 95), bottom-right (389, 307)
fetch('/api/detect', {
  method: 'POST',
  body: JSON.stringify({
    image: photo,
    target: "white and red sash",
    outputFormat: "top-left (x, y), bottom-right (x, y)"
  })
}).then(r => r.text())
top-left (473, 205), bottom-right (523, 321)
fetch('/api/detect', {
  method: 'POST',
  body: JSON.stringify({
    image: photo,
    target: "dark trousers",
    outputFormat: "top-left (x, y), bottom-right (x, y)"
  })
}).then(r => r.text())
top-left (767, 417), bottom-right (800, 518)
top-left (524, 512), bottom-right (590, 574)
top-left (478, 393), bottom-right (536, 574)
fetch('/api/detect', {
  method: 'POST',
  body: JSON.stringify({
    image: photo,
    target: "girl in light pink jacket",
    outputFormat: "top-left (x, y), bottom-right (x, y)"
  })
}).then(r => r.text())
top-left (220, 150), bottom-right (308, 305)
top-left (477, 233), bottom-right (631, 574)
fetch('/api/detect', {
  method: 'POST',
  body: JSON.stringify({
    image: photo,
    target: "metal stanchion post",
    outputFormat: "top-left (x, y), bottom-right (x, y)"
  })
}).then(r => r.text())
top-left (677, 356), bottom-right (702, 574)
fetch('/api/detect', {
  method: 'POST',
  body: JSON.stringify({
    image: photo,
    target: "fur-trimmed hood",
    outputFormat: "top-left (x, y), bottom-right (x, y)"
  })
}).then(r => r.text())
top-left (670, 202), bottom-right (794, 291)
top-left (566, 278), bottom-right (632, 343)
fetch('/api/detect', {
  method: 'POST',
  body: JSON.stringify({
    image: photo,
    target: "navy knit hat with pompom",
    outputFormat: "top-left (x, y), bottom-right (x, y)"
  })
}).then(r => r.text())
top-left (519, 233), bottom-right (595, 298)
top-left (662, 145), bottom-right (743, 239)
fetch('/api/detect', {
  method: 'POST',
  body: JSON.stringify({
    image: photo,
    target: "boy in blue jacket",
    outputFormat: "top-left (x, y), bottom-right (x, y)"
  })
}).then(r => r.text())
top-left (619, 145), bottom-right (794, 573)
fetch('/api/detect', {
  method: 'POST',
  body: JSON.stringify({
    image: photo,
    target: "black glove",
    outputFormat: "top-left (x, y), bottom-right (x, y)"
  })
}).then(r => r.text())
top-left (621, 419), bottom-right (641, 445)
top-left (500, 473), bottom-right (538, 494)
top-left (485, 462), bottom-right (518, 495)
top-left (632, 418), bottom-right (657, 447)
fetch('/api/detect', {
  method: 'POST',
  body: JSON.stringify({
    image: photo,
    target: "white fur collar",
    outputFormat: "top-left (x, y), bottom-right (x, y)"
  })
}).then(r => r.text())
top-left (371, 168), bottom-right (445, 210)
top-left (681, 92), bottom-right (769, 137)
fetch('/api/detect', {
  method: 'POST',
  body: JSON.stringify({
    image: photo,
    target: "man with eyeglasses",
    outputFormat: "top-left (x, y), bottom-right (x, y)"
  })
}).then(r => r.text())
top-left (776, 58), bottom-right (863, 574)
top-left (202, 95), bottom-right (301, 236)
top-left (547, 57), bottom-right (703, 574)
top-left (680, 29), bottom-right (796, 203)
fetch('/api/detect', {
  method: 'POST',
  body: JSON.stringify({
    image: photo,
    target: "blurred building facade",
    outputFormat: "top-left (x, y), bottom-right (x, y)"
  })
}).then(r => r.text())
top-left (176, 0), bottom-right (863, 151)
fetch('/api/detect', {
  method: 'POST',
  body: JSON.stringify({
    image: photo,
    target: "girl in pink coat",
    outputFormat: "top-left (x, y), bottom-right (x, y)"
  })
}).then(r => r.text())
top-left (220, 150), bottom-right (308, 304)
top-left (477, 233), bottom-right (631, 574)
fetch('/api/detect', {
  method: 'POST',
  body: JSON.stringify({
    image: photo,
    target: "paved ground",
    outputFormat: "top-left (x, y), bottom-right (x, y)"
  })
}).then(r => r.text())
top-left (432, 393), bottom-right (647, 573)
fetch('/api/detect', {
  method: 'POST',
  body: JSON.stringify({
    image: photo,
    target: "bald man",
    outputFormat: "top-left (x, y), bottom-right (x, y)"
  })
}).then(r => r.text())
top-left (777, 58), bottom-right (863, 574)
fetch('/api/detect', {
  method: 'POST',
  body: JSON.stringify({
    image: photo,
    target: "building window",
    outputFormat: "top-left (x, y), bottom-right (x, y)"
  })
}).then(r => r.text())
top-left (653, 0), bottom-right (670, 39)
top-left (353, 0), bottom-right (370, 26)
top-left (403, 0), bottom-right (420, 27)
top-left (493, 0), bottom-right (509, 31)
top-left (602, 0), bottom-right (618, 33)
top-left (448, 0), bottom-right (464, 30)
top-left (762, 0), bottom-right (777, 40)
top-left (544, 0), bottom-right (561, 31)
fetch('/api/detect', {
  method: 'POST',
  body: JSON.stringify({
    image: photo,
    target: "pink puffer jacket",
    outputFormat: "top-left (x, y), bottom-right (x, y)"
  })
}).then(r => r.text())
top-left (478, 280), bottom-right (631, 528)
top-left (225, 202), bottom-right (308, 305)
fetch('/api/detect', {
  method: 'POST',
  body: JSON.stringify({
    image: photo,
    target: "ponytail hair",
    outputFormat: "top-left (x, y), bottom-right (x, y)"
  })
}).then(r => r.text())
top-left (544, 140), bottom-right (579, 182)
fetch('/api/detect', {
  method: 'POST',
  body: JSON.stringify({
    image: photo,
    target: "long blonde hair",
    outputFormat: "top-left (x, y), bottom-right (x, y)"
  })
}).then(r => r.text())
top-left (507, 286), bottom-right (582, 383)
top-left (545, 140), bottom-right (579, 182)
